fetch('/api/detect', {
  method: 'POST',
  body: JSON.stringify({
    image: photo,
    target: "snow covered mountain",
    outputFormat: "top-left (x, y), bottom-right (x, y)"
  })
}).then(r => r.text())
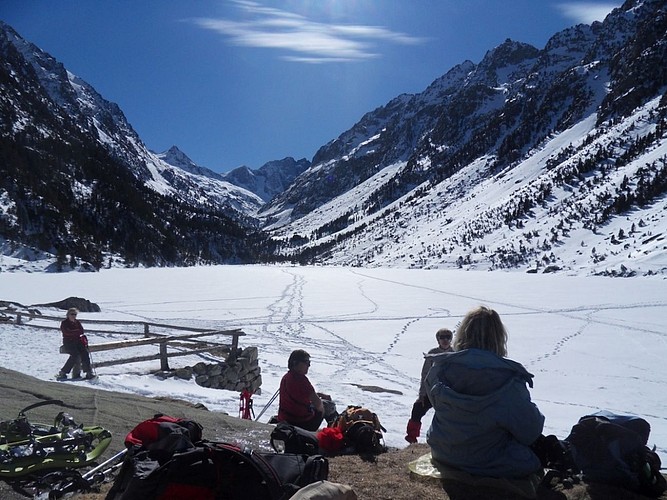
top-left (261, 0), bottom-right (667, 276)
top-left (156, 146), bottom-right (225, 181)
top-left (156, 147), bottom-right (309, 204)
top-left (0, 21), bottom-right (270, 269)
top-left (1, 0), bottom-right (666, 276)
top-left (224, 157), bottom-right (311, 203)
top-left (154, 146), bottom-right (263, 213)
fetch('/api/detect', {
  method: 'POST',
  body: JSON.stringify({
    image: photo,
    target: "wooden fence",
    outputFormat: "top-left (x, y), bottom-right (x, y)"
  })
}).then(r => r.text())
top-left (4, 309), bottom-right (245, 371)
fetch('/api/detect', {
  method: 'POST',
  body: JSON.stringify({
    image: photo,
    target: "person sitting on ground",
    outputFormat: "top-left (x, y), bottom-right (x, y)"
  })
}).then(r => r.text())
top-left (426, 306), bottom-right (545, 478)
top-left (277, 349), bottom-right (331, 431)
top-left (57, 307), bottom-right (94, 380)
top-left (405, 327), bottom-right (454, 443)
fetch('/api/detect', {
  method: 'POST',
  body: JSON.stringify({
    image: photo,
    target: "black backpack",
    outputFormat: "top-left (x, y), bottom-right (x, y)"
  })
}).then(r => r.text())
top-left (270, 422), bottom-right (320, 456)
top-left (106, 414), bottom-right (328, 500)
top-left (564, 411), bottom-right (666, 497)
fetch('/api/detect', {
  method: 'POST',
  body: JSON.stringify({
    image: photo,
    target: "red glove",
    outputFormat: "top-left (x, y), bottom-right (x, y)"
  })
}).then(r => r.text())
top-left (80, 335), bottom-right (89, 347)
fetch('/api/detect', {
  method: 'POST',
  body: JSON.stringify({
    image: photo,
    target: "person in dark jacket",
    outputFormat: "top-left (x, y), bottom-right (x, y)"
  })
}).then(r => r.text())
top-left (426, 306), bottom-right (544, 478)
top-left (57, 308), bottom-right (94, 380)
top-left (405, 327), bottom-right (454, 443)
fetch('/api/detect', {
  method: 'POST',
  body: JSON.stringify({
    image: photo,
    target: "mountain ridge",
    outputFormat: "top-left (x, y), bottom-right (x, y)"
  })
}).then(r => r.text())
top-left (0, 20), bottom-right (272, 269)
top-left (260, 0), bottom-right (667, 276)
top-left (1, 1), bottom-right (666, 275)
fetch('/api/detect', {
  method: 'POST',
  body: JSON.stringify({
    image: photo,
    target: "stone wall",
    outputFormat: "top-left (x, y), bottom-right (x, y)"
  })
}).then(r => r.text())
top-left (167, 346), bottom-right (262, 394)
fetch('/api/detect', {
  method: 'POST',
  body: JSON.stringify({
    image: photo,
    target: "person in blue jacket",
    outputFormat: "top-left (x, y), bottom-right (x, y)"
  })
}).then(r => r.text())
top-left (426, 305), bottom-right (545, 478)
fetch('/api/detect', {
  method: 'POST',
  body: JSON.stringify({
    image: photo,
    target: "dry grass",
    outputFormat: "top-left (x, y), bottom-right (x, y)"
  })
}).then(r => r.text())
top-left (69, 443), bottom-right (667, 500)
top-left (326, 444), bottom-right (667, 500)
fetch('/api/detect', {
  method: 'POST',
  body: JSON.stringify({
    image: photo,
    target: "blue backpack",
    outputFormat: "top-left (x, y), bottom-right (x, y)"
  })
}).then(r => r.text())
top-left (564, 411), bottom-right (666, 497)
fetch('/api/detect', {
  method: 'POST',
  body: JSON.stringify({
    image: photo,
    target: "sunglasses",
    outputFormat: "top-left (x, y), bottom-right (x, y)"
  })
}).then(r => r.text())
top-left (68, 313), bottom-right (77, 317)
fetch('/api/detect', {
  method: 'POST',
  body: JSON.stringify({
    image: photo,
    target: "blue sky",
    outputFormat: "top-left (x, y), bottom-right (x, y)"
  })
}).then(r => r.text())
top-left (1, 1), bottom-right (620, 173)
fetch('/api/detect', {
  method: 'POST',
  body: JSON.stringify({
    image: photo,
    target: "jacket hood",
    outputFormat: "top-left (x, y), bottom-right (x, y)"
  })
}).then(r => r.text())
top-left (426, 349), bottom-right (535, 413)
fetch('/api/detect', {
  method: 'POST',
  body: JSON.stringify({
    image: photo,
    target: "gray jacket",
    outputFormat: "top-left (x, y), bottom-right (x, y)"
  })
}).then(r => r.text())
top-left (426, 348), bottom-right (544, 478)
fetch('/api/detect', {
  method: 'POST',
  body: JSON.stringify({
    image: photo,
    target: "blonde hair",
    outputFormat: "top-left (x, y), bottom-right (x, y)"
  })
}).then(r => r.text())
top-left (66, 307), bottom-right (79, 317)
top-left (454, 306), bottom-right (507, 357)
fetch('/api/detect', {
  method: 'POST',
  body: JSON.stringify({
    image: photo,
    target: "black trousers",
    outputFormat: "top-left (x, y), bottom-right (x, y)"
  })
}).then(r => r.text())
top-left (61, 340), bottom-right (91, 374)
top-left (284, 409), bottom-right (324, 432)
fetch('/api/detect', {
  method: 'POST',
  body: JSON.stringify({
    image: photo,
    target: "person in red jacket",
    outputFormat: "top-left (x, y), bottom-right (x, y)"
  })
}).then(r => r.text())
top-left (277, 350), bottom-right (330, 431)
top-left (57, 308), bottom-right (94, 380)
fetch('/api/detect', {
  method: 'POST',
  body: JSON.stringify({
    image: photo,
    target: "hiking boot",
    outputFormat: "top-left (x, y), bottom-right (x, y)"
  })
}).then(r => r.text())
top-left (84, 372), bottom-right (95, 380)
top-left (56, 372), bottom-right (68, 381)
top-left (405, 420), bottom-right (421, 444)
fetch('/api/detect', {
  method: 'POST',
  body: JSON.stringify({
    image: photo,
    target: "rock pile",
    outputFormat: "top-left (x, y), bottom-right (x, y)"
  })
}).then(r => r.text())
top-left (166, 346), bottom-right (262, 393)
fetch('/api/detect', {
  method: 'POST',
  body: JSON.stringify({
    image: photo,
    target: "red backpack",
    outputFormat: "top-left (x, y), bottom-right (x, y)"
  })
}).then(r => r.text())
top-left (123, 414), bottom-right (202, 450)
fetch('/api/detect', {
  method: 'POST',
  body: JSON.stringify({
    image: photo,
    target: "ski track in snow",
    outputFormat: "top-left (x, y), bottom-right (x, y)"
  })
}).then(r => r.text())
top-left (106, 270), bottom-right (665, 416)
top-left (383, 307), bottom-right (452, 355)
top-left (342, 270), bottom-right (667, 439)
top-left (220, 268), bottom-right (666, 442)
top-left (258, 268), bottom-right (422, 398)
top-left (6, 267), bottom-right (664, 454)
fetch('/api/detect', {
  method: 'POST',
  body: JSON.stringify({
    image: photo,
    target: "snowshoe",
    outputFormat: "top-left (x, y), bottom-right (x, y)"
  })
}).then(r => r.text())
top-left (0, 400), bottom-right (112, 478)
top-left (55, 373), bottom-right (98, 382)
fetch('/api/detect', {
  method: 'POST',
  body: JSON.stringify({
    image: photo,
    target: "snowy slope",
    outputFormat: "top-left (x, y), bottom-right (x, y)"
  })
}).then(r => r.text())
top-left (271, 99), bottom-right (667, 276)
top-left (263, 0), bottom-right (667, 277)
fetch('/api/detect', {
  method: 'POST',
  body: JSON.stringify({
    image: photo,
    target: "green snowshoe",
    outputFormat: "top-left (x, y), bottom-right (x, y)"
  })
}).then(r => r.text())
top-left (0, 400), bottom-right (112, 478)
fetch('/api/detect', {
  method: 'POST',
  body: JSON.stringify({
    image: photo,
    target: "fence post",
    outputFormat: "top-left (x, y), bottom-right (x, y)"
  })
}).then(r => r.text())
top-left (159, 340), bottom-right (169, 371)
top-left (144, 323), bottom-right (150, 337)
top-left (16, 312), bottom-right (22, 325)
top-left (227, 333), bottom-right (239, 364)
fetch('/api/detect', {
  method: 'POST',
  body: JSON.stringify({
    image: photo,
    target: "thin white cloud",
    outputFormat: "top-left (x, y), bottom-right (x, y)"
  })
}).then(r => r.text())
top-left (556, 2), bottom-right (619, 24)
top-left (190, 0), bottom-right (425, 63)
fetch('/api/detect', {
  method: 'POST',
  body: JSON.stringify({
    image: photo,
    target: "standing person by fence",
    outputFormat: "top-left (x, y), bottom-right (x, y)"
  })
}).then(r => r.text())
top-left (57, 308), bottom-right (94, 380)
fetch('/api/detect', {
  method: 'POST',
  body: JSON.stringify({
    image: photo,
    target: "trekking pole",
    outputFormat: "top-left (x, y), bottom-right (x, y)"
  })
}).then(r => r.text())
top-left (86, 343), bottom-right (97, 377)
top-left (81, 450), bottom-right (127, 486)
top-left (254, 388), bottom-right (280, 422)
top-left (81, 448), bottom-right (127, 481)
top-left (50, 448), bottom-right (127, 498)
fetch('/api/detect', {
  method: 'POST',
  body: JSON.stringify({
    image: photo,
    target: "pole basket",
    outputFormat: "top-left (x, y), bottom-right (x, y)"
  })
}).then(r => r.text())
top-left (239, 389), bottom-right (254, 420)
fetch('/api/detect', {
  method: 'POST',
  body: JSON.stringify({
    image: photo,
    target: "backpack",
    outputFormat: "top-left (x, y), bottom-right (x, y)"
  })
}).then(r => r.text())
top-left (124, 414), bottom-right (203, 449)
top-left (564, 411), bottom-right (666, 497)
top-left (106, 414), bottom-right (329, 500)
top-left (271, 422), bottom-right (320, 456)
top-left (331, 406), bottom-right (386, 455)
